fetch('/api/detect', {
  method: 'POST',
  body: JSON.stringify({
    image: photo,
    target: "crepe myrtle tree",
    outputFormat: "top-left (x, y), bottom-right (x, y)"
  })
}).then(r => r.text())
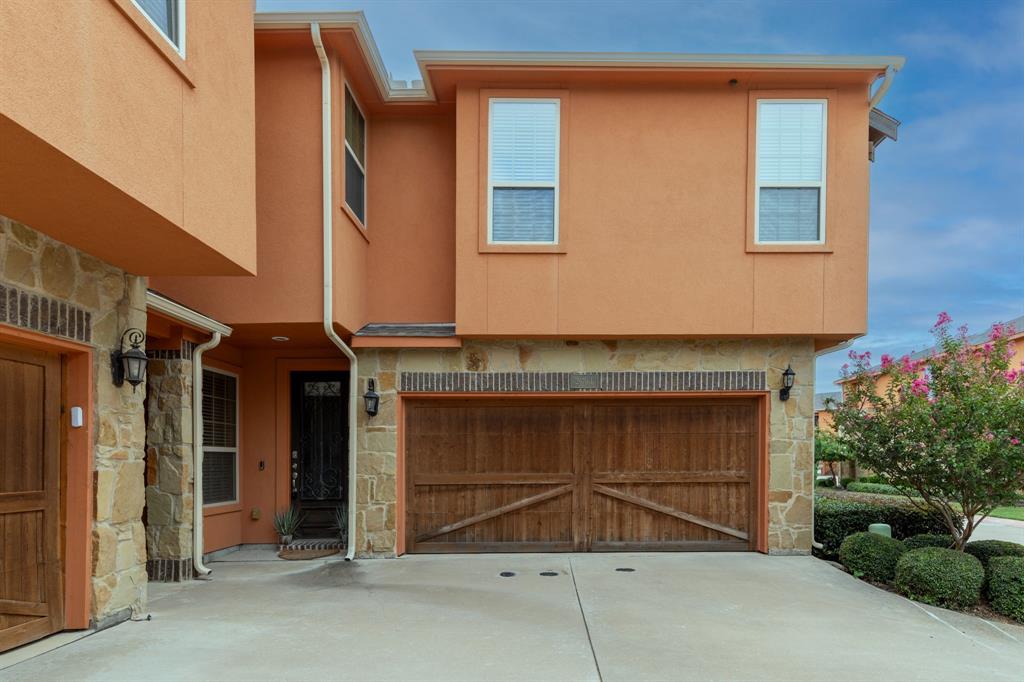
top-left (827, 313), bottom-right (1024, 550)
top-left (814, 429), bottom-right (851, 485)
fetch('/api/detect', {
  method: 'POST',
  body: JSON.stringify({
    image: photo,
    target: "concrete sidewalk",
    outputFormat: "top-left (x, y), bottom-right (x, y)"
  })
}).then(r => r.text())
top-left (2, 553), bottom-right (1022, 681)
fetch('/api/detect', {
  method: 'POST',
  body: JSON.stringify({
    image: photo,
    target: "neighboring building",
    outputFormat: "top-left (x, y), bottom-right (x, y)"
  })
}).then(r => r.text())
top-left (1, 4), bottom-right (903, 650)
top-left (814, 391), bottom-right (842, 432)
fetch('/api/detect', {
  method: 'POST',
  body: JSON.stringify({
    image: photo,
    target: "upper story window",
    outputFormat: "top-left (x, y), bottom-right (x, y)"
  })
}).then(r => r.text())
top-left (202, 368), bottom-right (238, 506)
top-left (345, 88), bottom-right (367, 226)
top-left (133, 0), bottom-right (185, 55)
top-left (488, 99), bottom-right (560, 244)
top-left (755, 100), bottom-right (827, 244)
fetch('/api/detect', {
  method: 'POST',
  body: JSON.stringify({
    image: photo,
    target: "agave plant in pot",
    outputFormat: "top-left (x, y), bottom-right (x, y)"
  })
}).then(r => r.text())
top-left (273, 506), bottom-right (304, 546)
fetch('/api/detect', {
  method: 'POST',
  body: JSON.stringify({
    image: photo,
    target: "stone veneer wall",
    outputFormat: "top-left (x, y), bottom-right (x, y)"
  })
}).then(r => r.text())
top-left (354, 339), bottom-right (815, 558)
top-left (0, 215), bottom-right (149, 623)
top-left (144, 344), bottom-right (195, 581)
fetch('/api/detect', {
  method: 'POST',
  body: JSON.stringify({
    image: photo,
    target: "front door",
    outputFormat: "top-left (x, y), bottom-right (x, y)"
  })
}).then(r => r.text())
top-left (0, 344), bottom-right (64, 653)
top-left (289, 371), bottom-right (348, 538)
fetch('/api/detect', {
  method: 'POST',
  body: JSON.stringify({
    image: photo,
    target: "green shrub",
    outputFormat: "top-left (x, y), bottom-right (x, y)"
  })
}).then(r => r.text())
top-left (846, 482), bottom-right (904, 496)
top-left (859, 475), bottom-right (887, 484)
top-left (816, 478), bottom-right (836, 488)
top-left (840, 477), bottom-right (856, 488)
top-left (839, 532), bottom-right (907, 582)
top-left (964, 540), bottom-right (1024, 567)
top-left (987, 556), bottom-right (1024, 622)
top-left (903, 534), bottom-right (955, 551)
top-left (894, 548), bottom-right (984, 608)
top-left (814, 496), bottom-right (952, 559)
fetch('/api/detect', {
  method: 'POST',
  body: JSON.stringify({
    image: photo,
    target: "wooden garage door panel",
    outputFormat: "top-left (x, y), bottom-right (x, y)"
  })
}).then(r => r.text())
top-left (406, 398), bottom-right (758, 553)
top-left (0, 345), bottom-right (63, 653)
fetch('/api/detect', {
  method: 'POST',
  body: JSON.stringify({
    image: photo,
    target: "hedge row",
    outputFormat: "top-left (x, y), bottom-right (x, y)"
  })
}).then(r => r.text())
top-left (894, 548), bottom-right (985, 609)
top-left (815, 496), bottom-right (951, 559)
top-left (988, 557), bottom-right (1024, 622)
top-left (845, 482), bottom-right (905, 496)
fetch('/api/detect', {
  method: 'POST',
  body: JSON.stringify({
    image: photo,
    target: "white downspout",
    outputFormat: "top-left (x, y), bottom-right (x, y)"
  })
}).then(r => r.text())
top-left (192, 331), bottom-right (222, 576)
top-left (312, 22), bottom-right (359, 561)
top-left (869, 64), bottom-right (897, 109)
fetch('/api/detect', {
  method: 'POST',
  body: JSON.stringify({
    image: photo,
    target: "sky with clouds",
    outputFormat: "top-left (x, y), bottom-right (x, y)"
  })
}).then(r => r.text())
top-left (258, 0), bottom-right (1024, 390)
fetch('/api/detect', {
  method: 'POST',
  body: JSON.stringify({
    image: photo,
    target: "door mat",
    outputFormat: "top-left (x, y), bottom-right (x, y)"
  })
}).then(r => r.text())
top-left (278, 548), bottom-right (340, 561)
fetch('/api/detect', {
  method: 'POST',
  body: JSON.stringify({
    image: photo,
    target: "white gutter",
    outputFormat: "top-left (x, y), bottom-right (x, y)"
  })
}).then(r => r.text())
top-left (869, 64), bottom-right (898, 109)
top-left (191, 332), bottom-right (222, 576)
top-left (312, 22), bottom-right (359, 562)
top-left (255, 11), bottom-right (905, 106)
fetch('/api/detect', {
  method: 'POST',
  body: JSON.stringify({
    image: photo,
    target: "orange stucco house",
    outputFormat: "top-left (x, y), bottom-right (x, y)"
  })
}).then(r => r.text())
top-left (0, 3), bottom-right (903, 651)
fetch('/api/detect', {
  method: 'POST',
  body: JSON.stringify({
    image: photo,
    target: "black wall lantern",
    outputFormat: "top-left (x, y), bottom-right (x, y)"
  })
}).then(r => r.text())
top-left (363, 378), bottom-right (380, 417)
top-left (111, 328), bottom-right (148, 392)
top-left (779, 364), bottom-right (796, 402)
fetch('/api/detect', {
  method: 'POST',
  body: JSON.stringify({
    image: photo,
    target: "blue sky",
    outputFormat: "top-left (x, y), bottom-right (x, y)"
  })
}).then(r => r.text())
top-left (258, 0), bottom-right (1024, 389)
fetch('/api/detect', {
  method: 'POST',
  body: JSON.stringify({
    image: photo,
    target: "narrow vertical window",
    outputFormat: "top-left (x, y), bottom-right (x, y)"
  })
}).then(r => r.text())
top-left (756, 100), bottom-right (827, 243)
top-left (202, 368), bottom-right (238, 506)
top-left (488, 99), bottom-right (560, 244)
top-left (133, 0), bottom-right (185, 54)
top-left (344, 88), bottom-right (367, 225)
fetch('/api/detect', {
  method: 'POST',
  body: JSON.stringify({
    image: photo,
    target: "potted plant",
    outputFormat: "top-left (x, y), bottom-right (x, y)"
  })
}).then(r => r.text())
top-left (273, 506), bottom-right (303, 546)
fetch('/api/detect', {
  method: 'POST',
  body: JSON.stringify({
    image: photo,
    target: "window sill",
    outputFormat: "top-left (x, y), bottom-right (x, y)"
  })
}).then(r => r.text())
top-left (747, 243), bottom-right (833, 254)
top-left (340, 204), bottom-right (370, 244)
top-left (203, 502), bottom-right (242, 517)
top-left (109, 0), bottom-right (195, 88)
top-left (479, 243), bottom-right (566, 254)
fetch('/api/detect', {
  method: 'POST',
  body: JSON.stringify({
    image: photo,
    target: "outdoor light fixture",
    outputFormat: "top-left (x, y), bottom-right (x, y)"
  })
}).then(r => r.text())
top-left (779, 364), bottom-right (796, 402)
top-left (363, 378), bottom-right (380, 417)
top-left (111, 328), bottom-right (148, 392)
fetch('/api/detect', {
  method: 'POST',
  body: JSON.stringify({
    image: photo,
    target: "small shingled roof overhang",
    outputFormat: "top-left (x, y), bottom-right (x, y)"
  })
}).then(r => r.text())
top-left (869, 108), bottom-right (900, 161)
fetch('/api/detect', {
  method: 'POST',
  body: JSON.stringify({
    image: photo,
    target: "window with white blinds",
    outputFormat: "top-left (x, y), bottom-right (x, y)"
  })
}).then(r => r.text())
top-left (132, 0), bottom-right (184, 53)
top-left (756, 100), bottom-right (827, 243)
top-left (488, 99), bottom-right (560, 243)
top-left (202, 368), bottom-right (237, 505)
top-left (344, 88), bottom-right (367, 225)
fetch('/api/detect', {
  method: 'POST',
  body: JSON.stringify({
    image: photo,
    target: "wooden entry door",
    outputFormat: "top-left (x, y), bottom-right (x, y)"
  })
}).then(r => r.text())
top-left (0, 344), bottom-right (64, 653)
top-left (405, 398), bottom-right (758, 553)
top-left (290, 371), bottom-right (348, 538)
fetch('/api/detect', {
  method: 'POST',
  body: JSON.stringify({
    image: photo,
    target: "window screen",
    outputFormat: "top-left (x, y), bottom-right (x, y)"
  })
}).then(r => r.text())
top-left (134, 0), bottom-right (181, 49)
top-left (344, 88), bottom-right (366, 224)
top-left (489, 100), bottom-right (559, 243)
top-left (202, 369), bottom-right (237, 505)
top-left (756, 101), bottom-right (826, 243)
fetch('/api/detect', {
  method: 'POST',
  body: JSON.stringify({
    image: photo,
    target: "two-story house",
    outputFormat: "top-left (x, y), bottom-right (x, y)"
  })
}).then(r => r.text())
top-left (1, 4), bottom-right (902, 651)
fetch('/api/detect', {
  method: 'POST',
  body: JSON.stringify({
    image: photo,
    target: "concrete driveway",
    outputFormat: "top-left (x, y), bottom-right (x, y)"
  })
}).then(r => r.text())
top-left (3, 552), bottom-right (1022, 681)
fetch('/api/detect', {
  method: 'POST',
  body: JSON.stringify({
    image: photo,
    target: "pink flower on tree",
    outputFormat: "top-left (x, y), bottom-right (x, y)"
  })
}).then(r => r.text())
top-left (881, 354), bottom-right (894, 369)
top-left (910, 377), bottom-right (930, 397)
top-left (934, 311), bottom-right (952, 328)
top-left (1006, 369), bottom-right (1019, 383)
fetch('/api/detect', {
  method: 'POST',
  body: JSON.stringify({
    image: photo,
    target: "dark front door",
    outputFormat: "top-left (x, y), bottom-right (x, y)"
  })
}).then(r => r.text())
top-left (290, 371), bottom-right (348, 538)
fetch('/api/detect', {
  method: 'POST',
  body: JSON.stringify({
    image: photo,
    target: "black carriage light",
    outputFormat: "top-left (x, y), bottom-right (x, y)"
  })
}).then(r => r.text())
top-left (779, 364), bottom-right (796, 402)
top-left (111, 328), bottom-right (148, 392)
top-left (363, 378), bottom-right (380, 417)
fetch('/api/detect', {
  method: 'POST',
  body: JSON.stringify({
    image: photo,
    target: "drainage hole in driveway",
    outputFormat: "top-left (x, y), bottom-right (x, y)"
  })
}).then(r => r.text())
top-left (539, 571), bottom-right (559, 577)
top-left (499, 571), bottom-right (516, 577)
top-left (615, 567), bottom-right (636, 572)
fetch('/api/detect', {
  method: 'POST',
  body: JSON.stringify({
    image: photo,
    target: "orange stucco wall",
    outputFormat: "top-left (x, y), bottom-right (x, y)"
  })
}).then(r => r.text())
top-left (455, 82), bottom-right (871, 338)
top-left (0, 0), bottom-right (256, 276)
top-left (200, 341), bottom-right (351, 552)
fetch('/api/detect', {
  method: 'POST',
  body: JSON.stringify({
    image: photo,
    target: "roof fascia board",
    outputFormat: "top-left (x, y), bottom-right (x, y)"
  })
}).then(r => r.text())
top-left (146, 291), bottom-right (233, 336)
top-left (254, 11), bottom-right (904, 105)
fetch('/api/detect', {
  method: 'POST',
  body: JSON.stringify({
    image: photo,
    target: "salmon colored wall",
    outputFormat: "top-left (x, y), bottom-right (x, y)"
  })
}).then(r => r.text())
top-left (455, 81), bottom-right (871, 339)
top-left (199, 341), bottom-right (351, 551)
top-left (0, 0), bottom-right (256, 276)
top-left (366, 113), bottom-right (457, 323)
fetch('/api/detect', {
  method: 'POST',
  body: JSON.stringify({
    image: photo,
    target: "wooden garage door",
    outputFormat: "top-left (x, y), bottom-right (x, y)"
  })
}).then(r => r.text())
top-left (405, 398), bottom-right (758, 553)
top-left (0, 344), bottom-right (64, 653)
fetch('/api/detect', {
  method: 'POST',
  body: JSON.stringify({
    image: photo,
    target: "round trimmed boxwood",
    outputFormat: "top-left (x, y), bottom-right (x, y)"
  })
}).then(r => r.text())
top-left (903, 534), bottom-right (954, 551)
top-left (894, 547), bottom-right (984, 608)
top-left (839, 532), bottom-right (906, 582)
top-left (964, 540), bottom-right (1024, 567)
top-left (987, 556), bottom-right (1024, 623)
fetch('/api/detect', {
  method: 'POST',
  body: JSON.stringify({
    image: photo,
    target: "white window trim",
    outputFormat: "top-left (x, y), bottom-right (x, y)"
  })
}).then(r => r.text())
top-left (131, 0), bottom-right (186, 57)
top-left (344, 85), bottom-right (368, 228)
top-left (202, 366), bottom-right (239, 508)
top-left (754, 98), bottom-right (827, 245)
top-left (487, 97), bottom-right (561, 245)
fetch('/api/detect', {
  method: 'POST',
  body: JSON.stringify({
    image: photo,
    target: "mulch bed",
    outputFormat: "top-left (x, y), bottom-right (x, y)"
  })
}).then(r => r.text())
top-left (278, 548), bottom-right (340, 561)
